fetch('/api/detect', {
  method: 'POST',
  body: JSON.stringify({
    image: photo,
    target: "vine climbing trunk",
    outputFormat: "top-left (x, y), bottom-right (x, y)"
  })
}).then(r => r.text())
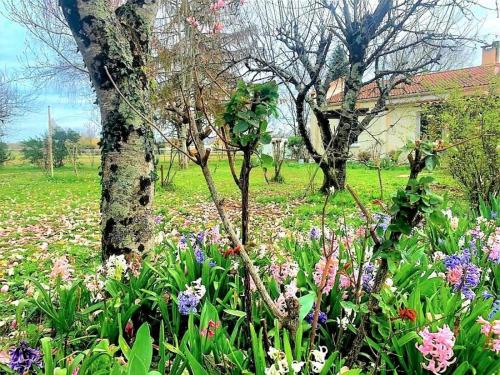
top-left (59, 0), bottom-right (159, 259)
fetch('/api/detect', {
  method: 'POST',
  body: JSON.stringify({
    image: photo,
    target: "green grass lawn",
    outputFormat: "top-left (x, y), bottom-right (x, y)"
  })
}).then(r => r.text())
top-left (0, 157), bottom-right (461, 335)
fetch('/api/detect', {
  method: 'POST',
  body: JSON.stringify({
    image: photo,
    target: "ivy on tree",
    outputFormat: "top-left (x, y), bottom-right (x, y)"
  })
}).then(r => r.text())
top-left (221, 80), bottom-right (280, 330)
top-left (223, 80), bottom-right (279, 149)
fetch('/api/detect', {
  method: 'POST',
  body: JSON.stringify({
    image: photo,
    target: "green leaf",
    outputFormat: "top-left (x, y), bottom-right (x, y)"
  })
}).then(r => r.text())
top-left (127, 323), bottom-right (153, 375)
top-left (452, 361), bottom-right (471, 375)
top-left (184, 350), bottom-right (209, 375)
top-left (260, 153), bottom-right (274, 166)
top-left (40, 337), bottom-right (54, 375)
top-left (425, 156), bottom-right (437, 171)
top-left (119, 335), bottom-right (131, 360)
top-left (234, 120), bottom-right (249, 133)
top-left (397, 331), bottom-right (420, 347)
top-left (224, 309), bottom-right (247, 318)
top-left (260, 133), bottom-right (272, 144)
top-left (419, 176), bottom-right (435, 185)
top-left (298, 293), bottom-right (316, 321)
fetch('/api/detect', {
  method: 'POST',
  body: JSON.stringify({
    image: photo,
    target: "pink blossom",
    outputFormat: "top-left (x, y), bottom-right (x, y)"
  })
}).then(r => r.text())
top-left (213, 22), bottom-right (224, 33)
top-left (477, 316), bottom-right (492, 335)
top-left (50, 256), bottom-right (74, 282)
top-left (446, 266), bottom-right (463, 285)
top-left (339, 274), bottom-right (351, 289)
top-left (485, 227), bottom-right (500, 263)
top-left (0, 350), bottom-right (9, 365)
top-left (477, 316), bottom-right (500, 353)
top-left (186, 16), bottom-right (199, 29)
top-left (492, 339), bottom-right (500, 353)
top-left (493, 320), bottom-right (500, 335)
top-left (284, 280), bottom-right (298, 298)
top-left (269, 260), bottom-right (298, 284)
top-left (210, 0), bottom-right (226, 11)
top-left (313, 256), bottom-right (339, 295)
top-left (0, 284), bottom-right (9, 293)
top-left (416, 325), bottom-right (455, 374)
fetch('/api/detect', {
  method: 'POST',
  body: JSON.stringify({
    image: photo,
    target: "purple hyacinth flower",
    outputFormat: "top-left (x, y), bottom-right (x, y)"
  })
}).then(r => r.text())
top-left (194, 247), bottom-right (205, 264)
top-left (373, 213), bottom-right (391, 231)
top-left (178, 235), bottom-right (188, 250)
top-left (306, 311), bottom-right (327, 326)
top-left (483, 291), bottom-right (493, 300)
top-left (362, 263), bottom-right (375, 292)
top-left (196, 231), bottom-right (205, 244)
top-left (444, 255), bottom-right (462, 270)
top-left (177, 291), bottom-right (201, 315)
top-left (9, 341), bottom-right (42, 374)
top-left (488, 299), bottom-right (500, 319)
top-left (310, 227), bottom-right (321, 241)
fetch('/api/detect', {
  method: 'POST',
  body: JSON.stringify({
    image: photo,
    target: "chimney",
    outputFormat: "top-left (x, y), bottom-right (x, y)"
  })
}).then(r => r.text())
top-left (482, 41), bottom-right (499, 66)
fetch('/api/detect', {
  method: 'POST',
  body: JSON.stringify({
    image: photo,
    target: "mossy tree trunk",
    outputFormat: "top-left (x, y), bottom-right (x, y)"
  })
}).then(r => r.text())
top-left (60, 0), bottom-right (159, 259)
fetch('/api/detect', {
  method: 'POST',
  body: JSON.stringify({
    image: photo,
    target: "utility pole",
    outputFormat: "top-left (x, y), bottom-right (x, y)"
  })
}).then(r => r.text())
top-left (47, 106), bottom-right (54, 177)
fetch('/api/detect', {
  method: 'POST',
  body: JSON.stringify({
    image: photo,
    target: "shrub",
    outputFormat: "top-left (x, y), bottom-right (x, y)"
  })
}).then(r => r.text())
top-left (357, 150), bottom-right (371, 163)
top-left (0, 141), bottom-right (10, 165)
top-left (287, 135), bottom-right (305, 160)
top-left (425, 87), bottom-right (499, 207)
top-left (20, 127), bottom-right (81, 169)
top-left (21, 137), bottom-right (46, 167)
top-left (388, 149), bottom-right (402, 164)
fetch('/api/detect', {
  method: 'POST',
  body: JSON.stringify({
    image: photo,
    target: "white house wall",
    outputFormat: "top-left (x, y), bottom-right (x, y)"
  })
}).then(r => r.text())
top-left (309, 102), bottom-right (420, 159)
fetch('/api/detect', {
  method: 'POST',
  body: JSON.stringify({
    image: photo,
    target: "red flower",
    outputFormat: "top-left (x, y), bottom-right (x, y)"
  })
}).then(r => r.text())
top-left (125, 320), bottom-right (134, 337)
top-left (222, 244), bottom-right (241, 257)
top-left (200, 320), bottom-right (220, 337)
top-left (398, 308), bottom-right (417, 322)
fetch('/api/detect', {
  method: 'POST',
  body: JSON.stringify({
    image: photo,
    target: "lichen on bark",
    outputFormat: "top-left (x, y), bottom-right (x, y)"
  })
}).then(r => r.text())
top-left (59, 0), bottom-right (158, 259)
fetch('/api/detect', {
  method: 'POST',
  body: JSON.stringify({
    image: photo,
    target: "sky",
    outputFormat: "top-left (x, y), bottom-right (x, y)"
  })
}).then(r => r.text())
top-left (0, 4), bottom-right (96, 143)
top-left (0, 1), bottom-right (498, 143)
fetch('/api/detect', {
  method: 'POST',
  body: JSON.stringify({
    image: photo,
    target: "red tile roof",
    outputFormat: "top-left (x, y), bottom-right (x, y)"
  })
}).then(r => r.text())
top-left (328, 64), bottom-right (500, 104)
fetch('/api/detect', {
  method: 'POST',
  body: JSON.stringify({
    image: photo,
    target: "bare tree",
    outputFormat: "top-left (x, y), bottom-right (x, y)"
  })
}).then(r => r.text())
top-left (3, 0), bottom-right (88, 89)
top-left (242, 1), bottom-right (348, 192)
top-left (58, 0), bottom-right (159, 259)
top-left (244, 0), bottom-right (477, 191)
top-left (320, 0), bottom-right (477, 190)
top-left (0, 72), bottom-right (32, 136)
top-left (152, 0), bottom-right (247, 168)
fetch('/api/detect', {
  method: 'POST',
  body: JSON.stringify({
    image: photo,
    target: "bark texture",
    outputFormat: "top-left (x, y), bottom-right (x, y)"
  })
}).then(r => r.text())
top-left (59, 0), bottom-right (158, 258)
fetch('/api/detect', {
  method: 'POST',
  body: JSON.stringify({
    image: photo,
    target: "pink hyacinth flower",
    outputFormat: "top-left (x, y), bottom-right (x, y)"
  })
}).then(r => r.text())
top-left (213, 22), bottom-right (224, 33)
top-left (50, 256), bottom-right (74, 282)
top-left (416, 325), bottom-right (456, 374)
top-left (446, 266), bottom-right (463, 285)
top-left (186, 16), bottom-right (199, 29)
top-left (210, 0), bottom-right (226, 11)
top-left (313, 256), bottom-right (339, 295)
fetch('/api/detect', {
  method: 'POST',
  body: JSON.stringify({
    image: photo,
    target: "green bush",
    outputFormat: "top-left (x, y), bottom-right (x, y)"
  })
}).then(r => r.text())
top-left (0, 141), bottom-right (10, 165)
top-left (425, 87), bottom-right (499, 207)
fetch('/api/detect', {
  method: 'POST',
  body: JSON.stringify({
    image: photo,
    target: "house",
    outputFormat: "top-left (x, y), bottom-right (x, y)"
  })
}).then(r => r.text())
top-left (310, 42), bottom-right (500, 159)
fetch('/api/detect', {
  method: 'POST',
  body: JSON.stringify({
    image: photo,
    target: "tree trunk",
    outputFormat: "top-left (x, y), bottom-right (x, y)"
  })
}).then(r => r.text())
top-left (60, 0), bottom-right (158, 259)
top-left (240, 150), bottom-right (253, 336)
top-left (178, 122), bottom-right (188, 169)
top-left (319, 158), bottom-right (346, 192)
